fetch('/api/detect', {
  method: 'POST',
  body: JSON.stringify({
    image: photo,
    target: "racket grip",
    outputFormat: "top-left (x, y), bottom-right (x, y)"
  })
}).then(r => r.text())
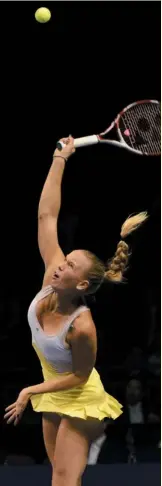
top-left (56, 135), bottom-right (99, 150)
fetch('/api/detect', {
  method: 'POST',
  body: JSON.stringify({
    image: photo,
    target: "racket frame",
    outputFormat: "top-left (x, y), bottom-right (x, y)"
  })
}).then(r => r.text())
top-left (57, 99), bottom-right (160, 156)
top-left (98, 99), bottom-right (160, 156)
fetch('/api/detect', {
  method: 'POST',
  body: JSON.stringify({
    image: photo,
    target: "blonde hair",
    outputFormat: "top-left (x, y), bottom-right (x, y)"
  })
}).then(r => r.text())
top-left (41, 212), bottom-right (148, 313)
top-left (83, 211), bottom-right (148, 290)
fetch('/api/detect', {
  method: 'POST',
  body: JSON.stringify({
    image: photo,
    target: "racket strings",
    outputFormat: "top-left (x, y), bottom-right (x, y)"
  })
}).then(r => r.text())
top-left (120, 102), bottom-right (161, 155)
top-left (123, 106), bottom-right (159, 151)
top-left (129, 104), bottom-right (160, 152)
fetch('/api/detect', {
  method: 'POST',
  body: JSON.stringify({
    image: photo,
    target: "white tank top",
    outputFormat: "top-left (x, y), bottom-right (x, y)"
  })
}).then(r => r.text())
top-left (27, 285), bottom-right (89, 373)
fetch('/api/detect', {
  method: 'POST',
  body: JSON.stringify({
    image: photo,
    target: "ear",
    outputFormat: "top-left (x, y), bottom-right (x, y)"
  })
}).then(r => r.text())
top-left (76, 280), bottom-right (90, 291)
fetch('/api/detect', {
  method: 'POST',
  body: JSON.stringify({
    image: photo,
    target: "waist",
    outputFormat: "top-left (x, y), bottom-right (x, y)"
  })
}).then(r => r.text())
top-left (32, 342), bottom-right (102, 389)
top-left (32, 341), bottom-right (75, 374)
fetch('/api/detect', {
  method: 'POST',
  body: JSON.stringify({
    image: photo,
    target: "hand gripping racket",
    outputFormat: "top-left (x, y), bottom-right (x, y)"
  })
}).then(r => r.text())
top-left (56, 100), bottom-right (161, 156)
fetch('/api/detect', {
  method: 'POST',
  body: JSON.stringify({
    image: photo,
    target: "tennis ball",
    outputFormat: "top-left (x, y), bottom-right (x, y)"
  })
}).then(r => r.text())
top-left (35, 7), bottom-right (51, 23)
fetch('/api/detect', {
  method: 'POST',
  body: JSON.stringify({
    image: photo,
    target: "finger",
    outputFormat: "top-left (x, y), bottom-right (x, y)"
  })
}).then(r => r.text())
top-left (60, 138), bottom-right (69, 145)
top-left (4, 408), bottom-right (16, 419)
top-left (5, 402), bottom-right (16, 412)
top-left (14, 416), bottom-right (20, 427)
top-left (67, 135), bottom-right (74, 142)
top-left (60, 136), bottom-right (73, 145)
top-left (7, 413), bottom-right (17, 424)
top-left (4, 407), bottom-right (16, 419)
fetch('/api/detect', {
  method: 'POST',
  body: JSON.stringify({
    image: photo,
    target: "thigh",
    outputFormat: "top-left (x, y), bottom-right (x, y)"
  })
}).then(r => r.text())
top-left (42, 412), bottom-right (61, 465)
top-left (53, 416), bottom-right (105, 478)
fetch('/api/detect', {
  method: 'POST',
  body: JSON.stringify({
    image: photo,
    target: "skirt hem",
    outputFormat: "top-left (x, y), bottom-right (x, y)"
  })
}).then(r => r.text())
top-left (31, 399), bottom-right (123, 421)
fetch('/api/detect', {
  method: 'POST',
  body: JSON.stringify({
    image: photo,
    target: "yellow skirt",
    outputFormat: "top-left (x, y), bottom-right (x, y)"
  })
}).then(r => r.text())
top-left (30, 344), bottom-right (123, 422)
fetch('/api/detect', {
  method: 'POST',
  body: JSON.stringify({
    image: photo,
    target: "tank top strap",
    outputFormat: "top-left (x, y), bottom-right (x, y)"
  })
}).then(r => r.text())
top-left (35, 285), bottom-right (54, 303)
top-left (60, 305), bottom-right (89, 338)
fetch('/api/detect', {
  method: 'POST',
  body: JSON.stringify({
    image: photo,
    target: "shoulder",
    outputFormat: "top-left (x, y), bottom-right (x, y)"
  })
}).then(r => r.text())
top-left (77, 308), bottom-right (96, 328)
top-left (69, 309), bottom-right (97, 344)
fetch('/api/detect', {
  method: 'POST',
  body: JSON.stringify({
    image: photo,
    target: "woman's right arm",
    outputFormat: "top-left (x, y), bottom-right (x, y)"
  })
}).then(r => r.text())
top-left (38, 137), bottom-right (75, 280)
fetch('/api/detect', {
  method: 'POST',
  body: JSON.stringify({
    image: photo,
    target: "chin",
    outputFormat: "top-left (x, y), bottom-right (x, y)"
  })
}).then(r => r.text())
top-left (51, 280), bottom-right (59, 289)
top-left (51, 283), bottom-right (64, 293)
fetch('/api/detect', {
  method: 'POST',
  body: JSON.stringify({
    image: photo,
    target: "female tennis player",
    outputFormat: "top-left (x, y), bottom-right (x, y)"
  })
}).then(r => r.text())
top-left (4, 137), bottom-right (147, 486)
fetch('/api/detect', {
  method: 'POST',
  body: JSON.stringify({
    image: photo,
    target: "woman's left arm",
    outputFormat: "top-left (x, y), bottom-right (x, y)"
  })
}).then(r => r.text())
top-left (4, 315), bottom-right (97, 425)
top-left (27, 315), bottom-right (97, 394)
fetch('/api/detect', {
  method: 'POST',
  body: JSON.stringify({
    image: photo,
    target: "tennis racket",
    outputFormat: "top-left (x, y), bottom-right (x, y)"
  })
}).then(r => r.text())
top-left (56, 100), bottom-right (161, 156)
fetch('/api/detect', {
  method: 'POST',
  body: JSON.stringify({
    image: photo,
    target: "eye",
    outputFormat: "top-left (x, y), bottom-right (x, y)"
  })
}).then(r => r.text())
top-left (68, 261), bottom-right (74, 268)
top-left (65, 257), bottom-right (74, 269)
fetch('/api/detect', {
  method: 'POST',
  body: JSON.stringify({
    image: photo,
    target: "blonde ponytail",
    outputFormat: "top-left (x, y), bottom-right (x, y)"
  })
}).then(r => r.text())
top-left (120, 212), bottom-right (148, 238)
top-left (40, 211), bottom-right (148, 314)
top-left (105, 212), bottom-right (148, 282)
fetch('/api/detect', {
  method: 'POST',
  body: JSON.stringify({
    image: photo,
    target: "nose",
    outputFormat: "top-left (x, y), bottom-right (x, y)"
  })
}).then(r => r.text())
top-left (58, 262), bottom-right (65, 271)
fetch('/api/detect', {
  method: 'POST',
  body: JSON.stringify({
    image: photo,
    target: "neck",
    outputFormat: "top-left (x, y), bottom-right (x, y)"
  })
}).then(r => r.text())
top-left (55, 292), bottom-right (82, 315)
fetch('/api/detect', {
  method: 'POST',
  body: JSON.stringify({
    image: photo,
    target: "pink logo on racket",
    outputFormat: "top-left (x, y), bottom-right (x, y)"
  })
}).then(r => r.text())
top-left (124, 129), bottom-right (130, 136)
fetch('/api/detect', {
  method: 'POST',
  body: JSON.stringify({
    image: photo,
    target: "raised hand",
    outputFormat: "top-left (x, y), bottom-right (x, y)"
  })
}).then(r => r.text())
top-left (53, 135), bottom-right (76, 160)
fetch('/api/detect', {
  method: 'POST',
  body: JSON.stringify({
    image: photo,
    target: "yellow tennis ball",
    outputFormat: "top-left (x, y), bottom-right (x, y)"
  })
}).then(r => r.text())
top-left (35, 7), bottom-right (51, 23)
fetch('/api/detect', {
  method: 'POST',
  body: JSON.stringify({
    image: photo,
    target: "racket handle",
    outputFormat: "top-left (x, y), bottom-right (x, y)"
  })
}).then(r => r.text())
top-left (56, 135), bottom-right (99, 150)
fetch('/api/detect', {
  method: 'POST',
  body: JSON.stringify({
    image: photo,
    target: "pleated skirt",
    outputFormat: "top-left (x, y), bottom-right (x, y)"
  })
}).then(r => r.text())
top-left (30, 343), bottom-right (123, 421)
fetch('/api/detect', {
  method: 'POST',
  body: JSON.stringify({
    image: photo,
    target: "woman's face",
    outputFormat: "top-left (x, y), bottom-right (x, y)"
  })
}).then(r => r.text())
top-left (51, 250), bottom-right (91, 294)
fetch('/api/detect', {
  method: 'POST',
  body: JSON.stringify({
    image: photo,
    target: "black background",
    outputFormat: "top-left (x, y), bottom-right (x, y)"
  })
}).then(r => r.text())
top-left (0, 1), bottom-right (160, 431)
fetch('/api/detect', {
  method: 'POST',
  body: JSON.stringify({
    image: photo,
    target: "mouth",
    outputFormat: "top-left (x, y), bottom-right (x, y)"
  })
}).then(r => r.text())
top-left (52, 272), bottom-right (60, 280)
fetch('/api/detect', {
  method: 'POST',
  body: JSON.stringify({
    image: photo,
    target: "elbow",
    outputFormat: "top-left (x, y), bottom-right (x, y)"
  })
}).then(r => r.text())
top-left (38, 197), bottom-right (53, 218)
top-left (80, 376), bottom-right (88, 384)
top-left (38, 208), bottom-right (54, 220)
top-left (75, 372), bottom-right (91, 385)
top-left (38, 210), bottom-right (48, 220)
top-left (38, 204), bottom-right (58, 220)
top-left (38, 200), bottom-right (49, 217)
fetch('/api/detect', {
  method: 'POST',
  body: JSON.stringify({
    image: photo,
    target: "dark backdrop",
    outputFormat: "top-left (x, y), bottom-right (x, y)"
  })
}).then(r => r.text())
top-left (0, 1), bottom-right (160, 465)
